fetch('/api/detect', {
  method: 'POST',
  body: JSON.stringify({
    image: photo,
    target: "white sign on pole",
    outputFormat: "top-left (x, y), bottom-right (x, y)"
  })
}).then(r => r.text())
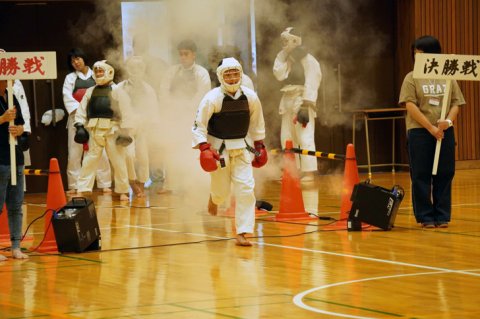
top-left (0, 51), bottom-right (57, 80)
top-left (0, 51), bottom-right (57, 185)
top-left (414, 53), bottom-right (480, 81)
top-left (413, 53), bottom-right (480, 175)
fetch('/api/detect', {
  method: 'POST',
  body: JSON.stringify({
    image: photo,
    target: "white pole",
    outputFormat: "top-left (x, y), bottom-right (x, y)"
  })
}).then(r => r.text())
top-left (432, 79), bottom-right (452, 175)
top-left (7, 79), bottom-right (17, 185)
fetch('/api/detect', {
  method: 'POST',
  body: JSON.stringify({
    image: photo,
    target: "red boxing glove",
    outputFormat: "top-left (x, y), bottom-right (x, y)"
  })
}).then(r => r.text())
top-left (199, 143), bottom-right (220, 172)
top-left (252, 140), bottom-right (268, 168)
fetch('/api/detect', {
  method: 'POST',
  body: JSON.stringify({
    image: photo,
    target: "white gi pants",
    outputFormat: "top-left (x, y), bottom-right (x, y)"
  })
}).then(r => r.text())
top-left (77, 122), bottom-right (129, 194)
top-left (279, 92), bottom-right (318, 172)
top-left (126, 131), bottom-right (149, 184)
top-left (67, 113), bottom-right (111, 190)
top-left (210, 149), bottom-right (256, 234)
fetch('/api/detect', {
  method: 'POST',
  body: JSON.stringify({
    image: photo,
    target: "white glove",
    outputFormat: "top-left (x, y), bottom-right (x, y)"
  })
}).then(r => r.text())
top-left (41, 109), bottom-right (66, 126)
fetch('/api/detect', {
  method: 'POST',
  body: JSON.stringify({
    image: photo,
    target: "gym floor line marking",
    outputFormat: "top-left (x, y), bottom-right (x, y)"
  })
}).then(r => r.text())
top-left (128, 225), bottom-right (231, 240)
top-left (293, 269), bottom-right (480, 318)
top-left (260, 242), bottom-right (480, 276)
top-left (126, 225), bottom-right (480, 276)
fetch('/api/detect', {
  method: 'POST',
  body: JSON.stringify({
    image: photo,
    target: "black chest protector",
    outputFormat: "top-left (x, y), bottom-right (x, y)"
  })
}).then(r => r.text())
top-left (87, 86), bottom-right (117, 119)
top-left (73, 76), bottom-right (95, 93)
top-left (207, 94), bottom-right (250, 139)
top-left (283, 59), bottom-right (305, 85)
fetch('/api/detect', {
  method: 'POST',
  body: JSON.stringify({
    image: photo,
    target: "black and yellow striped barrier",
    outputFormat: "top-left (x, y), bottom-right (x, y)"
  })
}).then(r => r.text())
top-left (24, 169), bottom-right (49, 176)
top-left (271, 148), bottom-right (345, 161)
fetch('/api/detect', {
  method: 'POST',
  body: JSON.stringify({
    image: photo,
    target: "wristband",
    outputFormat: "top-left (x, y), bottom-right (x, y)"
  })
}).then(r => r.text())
top-left (446, 119), bottom-right (453, 127)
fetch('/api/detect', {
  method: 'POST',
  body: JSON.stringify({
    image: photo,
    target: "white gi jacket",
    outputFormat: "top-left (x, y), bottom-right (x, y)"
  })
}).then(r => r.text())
top-left (273, 50), bottom-right (322, 114)
top-left (160, 63), bottom-right (211, 107)
top-left (192, 85), bottom-right (266, 235)
top-left (192, 86), bottom-right (265, 152)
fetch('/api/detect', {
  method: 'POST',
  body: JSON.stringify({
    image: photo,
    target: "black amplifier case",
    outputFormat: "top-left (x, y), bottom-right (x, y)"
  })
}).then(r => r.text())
top-left (348, 181), bottom-right (404, 231)
top-left (52, 197), bottom-right (101, 253)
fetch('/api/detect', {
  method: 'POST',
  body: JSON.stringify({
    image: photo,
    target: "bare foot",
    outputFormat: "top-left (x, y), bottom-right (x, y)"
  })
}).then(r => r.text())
top-left (0, 254), bottom-right (7, 262)
top-left (103, 188), bottom-right (112, 194)
top-left (12, 249), bottom-right (29, 259)
top-left (119, 193), bottom-right (129, 201)
top-left (235, 233), bottom-right (252, 246)
top-left (130, 181), bottom-right (145, 198)
top-left (208, 196), bottom-right (218, 216)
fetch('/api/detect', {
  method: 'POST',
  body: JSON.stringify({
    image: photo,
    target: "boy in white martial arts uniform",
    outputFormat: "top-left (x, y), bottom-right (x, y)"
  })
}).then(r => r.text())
top-left (192, 58), bottom-right (267, 246)
top-left (273, 27), bottom-right (322, 182)
top-left (74, 60), bottom-right (132, 201)
top-left (63, 48), bottom-right (111, 194)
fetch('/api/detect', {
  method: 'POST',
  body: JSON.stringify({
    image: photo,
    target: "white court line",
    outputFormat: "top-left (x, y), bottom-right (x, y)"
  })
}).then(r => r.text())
top-left (293, 270), bottom-right (467, 319)
top-left (131, 224), bottom-right (480, 317)
top-left (129, 225), bottom-right (232, 240)
top-left (128, 225), bottom-right (480, 276)
top-left (260, 242), bottom-right (480, 276)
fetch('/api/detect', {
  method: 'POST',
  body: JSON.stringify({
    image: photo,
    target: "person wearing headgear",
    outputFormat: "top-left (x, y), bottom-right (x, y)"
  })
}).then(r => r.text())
top-left (74, 60), bottom-right (132, 201)
top-left (192, 57), bottom-right (267, 246)
top-left (160, 39), bottom-right (211, 106)
top-left (117, 56), bottom-right (159, 197)
top-left (207, 45), bottom-right (255, 90)
top-left (399, 35), bottom-right (465, 228)
top-left (0, 79), bottom-right (29, 260)
top-left (273, 27), bottom-right (322, 182)
top-left (62, 48), bottom-right (112, 195)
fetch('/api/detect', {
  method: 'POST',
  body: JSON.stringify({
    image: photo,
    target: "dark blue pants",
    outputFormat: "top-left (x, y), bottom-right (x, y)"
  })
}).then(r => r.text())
top-left (407, 128), bottom-right (455, 224)
top-left (0, 165), bottom-right (25, 249)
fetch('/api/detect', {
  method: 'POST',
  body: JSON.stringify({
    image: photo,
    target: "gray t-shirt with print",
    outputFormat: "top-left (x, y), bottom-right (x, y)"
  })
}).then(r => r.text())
top-left (398, 71), bottom-right (465, 130)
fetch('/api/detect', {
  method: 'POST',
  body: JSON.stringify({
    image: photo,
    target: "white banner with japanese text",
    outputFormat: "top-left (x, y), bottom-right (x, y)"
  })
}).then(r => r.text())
top-left (0, 51), bottom-right (57, 80)
top-left (413, 53), bottom-right (480, 81)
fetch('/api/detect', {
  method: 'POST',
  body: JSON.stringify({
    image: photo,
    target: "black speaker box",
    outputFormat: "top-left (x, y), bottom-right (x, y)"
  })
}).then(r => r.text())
top-left (348, 181), bottom-right (404, 231)
top-left (52, 197), bottom-right (101, 253)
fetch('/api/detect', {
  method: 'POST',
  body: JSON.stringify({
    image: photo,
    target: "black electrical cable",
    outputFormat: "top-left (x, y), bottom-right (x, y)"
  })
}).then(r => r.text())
top-left (21, 208), bottom-right (54, 242)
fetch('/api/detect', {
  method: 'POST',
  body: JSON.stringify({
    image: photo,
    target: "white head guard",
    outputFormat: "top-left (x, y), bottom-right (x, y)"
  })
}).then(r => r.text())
top-left (93, 60), bottom-right (114, 86)
top-left (281, 27), bottom-right (302, 51)
top-left (216, 57), bottom-right (243, 93)
top-left (125, 56), bottom-right (146, 84)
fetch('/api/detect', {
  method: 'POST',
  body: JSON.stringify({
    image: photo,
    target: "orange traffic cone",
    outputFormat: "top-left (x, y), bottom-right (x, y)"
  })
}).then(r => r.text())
top-left (323, 143), bottom-right (360, 230)
top-left (0, 204), bottom-right (10, 243)
top-left (274, 140), bottom-right (315, 221)
top-left (34, 158), bottom-right (66, 253)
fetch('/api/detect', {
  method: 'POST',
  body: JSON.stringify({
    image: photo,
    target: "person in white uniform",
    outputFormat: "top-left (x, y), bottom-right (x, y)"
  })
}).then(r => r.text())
top-left (117, 56), bottom-right (159, 198)
top-left (159, 40), bottom-right (211, 193)
top-left (62, 48), bottom-right (111, 194)
top-left (74, 60), bottom-right (132, 201)
top-left (160, 39), bottom-right (211, 107)
top-left (273, 27), bottom-right (322, 182)
top-left (192, 57), bottom-right (267, 246)
top-left (207, 45), bottom-right (255, 91)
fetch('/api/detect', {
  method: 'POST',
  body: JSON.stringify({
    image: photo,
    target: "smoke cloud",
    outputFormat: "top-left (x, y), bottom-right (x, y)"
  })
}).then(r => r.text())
top-left (67, 0), bottom-right (390, 209)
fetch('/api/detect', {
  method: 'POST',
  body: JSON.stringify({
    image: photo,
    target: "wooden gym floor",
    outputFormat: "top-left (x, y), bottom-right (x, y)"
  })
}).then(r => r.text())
top-left (1, 169), bottom-right (480, 318)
